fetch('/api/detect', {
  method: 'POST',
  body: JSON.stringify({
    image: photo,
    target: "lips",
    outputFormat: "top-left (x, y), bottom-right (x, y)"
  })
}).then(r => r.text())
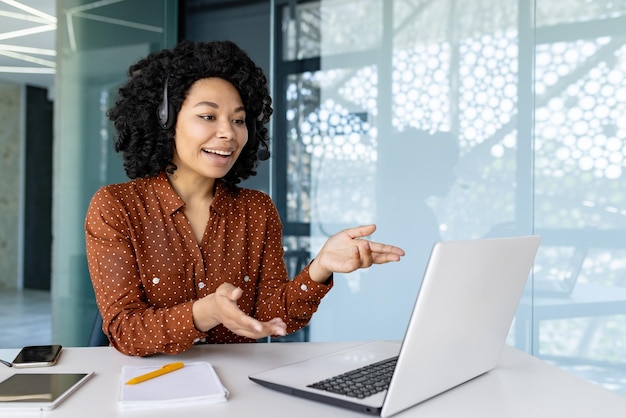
top-left (202, 148), bottom-right (233, 157)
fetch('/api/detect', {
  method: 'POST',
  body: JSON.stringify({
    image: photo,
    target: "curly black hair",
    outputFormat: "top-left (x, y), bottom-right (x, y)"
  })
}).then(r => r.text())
top-left (107, 40), bottom-right (273, 188)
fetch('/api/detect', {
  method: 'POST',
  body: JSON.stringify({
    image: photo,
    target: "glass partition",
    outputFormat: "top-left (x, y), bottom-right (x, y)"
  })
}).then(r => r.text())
top-left (532, 0), bottom-right (626, 390)
top-left (274, 0), bottom-right (626, 393)
top-left (53, 0), bottom-right (177, 346)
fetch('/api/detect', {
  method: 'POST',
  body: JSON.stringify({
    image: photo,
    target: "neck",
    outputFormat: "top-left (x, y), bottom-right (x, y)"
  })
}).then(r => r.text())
top-left (166, 170), bottom-right (216, 204)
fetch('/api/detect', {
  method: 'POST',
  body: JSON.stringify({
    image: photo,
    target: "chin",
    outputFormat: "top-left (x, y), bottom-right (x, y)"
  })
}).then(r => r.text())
top-left (203, 167), bottom-right (233, 179)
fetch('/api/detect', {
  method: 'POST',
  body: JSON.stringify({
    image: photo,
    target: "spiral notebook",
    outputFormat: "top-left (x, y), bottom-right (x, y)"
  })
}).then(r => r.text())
top-left (119, 361), bottom-right (228, 410)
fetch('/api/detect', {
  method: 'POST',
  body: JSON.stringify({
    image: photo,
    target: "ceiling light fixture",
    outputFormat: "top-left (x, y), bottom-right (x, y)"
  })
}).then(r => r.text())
top-left (0, 0), bottom-right (56, 86)
top-left (0, 0), bottom-right (55, 23)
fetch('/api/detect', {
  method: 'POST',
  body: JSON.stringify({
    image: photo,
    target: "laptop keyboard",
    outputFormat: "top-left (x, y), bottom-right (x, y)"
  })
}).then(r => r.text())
top-left (307, 356), bottom-right (398, 399)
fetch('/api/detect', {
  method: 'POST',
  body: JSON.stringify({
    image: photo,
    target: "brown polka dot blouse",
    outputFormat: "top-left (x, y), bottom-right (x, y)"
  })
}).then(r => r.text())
top-left (85, 172), bottom-right (332, 356)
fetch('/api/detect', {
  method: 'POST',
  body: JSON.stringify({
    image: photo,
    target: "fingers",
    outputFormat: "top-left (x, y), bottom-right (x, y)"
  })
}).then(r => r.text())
top-left (344, 224), bottom-right (377, 239)
top-left (352, 237), bottom-right (404, 267)
top-left (353, 241), bottom-right (374, 267)
top-left (227, 316), bottom-right (287, 339)
top-left (312, 224), bottom-right (405, 278)
top-left (216, 282), bottom-right (243, 301)
top-left (344, 224), bottom-right (405, 259)
top-left (266, 318), bottom-right (288, 335)
top-left (367, 241), bottom-right (406, 258)
top-left (213, 283), bottom-right (287, 339)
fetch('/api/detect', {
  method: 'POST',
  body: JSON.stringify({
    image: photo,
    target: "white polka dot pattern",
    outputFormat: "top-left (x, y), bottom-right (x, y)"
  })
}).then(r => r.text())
top-left (85, 173), bottom-right (333, 356)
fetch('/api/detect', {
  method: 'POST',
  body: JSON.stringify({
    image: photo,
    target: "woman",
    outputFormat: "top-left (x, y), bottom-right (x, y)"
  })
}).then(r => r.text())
top-left (85, 40), bottom-right (404, 356)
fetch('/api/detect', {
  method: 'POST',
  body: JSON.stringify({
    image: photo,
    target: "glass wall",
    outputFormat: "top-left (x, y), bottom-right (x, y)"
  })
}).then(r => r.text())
top-left (53, 0), bottom-right (177, 345)
top-left (275, 0), bottom-right (626, 393)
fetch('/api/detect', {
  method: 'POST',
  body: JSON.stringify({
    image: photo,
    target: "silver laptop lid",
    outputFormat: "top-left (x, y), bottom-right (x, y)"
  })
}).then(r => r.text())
top-left (382, 235), bottom-right (541, 417)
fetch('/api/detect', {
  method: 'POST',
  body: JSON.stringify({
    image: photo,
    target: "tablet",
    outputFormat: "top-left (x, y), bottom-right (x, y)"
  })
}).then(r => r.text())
top-left (0, 372), bottom-right (94, 410)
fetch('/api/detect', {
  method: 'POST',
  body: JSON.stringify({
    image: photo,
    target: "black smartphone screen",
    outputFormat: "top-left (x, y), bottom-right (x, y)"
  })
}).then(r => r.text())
top-left (12, 345), bottom-right (62, 366)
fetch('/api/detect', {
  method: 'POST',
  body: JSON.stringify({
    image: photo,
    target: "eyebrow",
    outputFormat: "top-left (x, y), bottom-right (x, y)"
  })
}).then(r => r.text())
top-left (194, 101), bottom-right (245, 113)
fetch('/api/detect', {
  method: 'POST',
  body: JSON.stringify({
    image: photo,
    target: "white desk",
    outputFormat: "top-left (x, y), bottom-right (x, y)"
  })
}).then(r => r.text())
top-left (1, 342), bottom-right (625, 417)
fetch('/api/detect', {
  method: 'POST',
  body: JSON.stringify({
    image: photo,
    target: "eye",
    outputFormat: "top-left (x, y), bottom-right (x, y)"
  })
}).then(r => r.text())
top-left (233, 118), bottom-right (246, 125)
top-left (200, 114), bottom-right (215, 121)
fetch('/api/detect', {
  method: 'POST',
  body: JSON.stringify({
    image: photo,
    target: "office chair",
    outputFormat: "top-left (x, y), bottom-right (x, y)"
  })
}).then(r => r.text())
top-left (88, 310), bottom-right (110, 347)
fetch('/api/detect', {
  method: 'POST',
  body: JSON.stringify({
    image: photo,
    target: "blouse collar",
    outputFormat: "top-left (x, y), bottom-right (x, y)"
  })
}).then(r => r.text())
top-left (152, 172), bottom-right (236, 217)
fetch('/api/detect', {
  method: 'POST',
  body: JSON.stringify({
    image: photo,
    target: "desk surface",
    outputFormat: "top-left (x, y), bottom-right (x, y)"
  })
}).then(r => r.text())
top-left (1, 342), bottom-right (625, 418)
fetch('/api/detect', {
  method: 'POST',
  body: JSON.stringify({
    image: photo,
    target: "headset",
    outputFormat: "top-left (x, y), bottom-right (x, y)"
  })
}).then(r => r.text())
top-left (156, 75), bottom-right (175, 130)
top-left (157, 76), bottom-right (270, 160)
top-left (256, 138), bottom-right (270, 161)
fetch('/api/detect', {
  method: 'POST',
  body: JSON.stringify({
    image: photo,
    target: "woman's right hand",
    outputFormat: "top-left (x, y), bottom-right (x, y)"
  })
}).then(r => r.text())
top-left (192, 282), bottom-right (287, 339)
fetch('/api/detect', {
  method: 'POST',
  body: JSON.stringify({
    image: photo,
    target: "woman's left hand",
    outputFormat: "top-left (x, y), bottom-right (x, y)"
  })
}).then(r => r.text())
top-left (308, 224), bottom-right (405, 283)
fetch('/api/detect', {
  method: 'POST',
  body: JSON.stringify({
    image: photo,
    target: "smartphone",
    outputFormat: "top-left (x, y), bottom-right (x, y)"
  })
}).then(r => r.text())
top-left (12, 345), bottom-right (63, 368)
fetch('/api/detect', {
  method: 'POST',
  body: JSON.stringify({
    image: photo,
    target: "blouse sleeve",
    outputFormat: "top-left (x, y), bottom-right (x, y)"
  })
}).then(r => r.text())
top-left (85, 187), bottom-right (206, 356)
top-left (251, 193), bottom-right (334, 333)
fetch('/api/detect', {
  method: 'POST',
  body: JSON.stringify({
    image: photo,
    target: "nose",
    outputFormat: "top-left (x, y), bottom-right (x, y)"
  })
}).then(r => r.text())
top-left (217, 119), bottom-right (236, 141)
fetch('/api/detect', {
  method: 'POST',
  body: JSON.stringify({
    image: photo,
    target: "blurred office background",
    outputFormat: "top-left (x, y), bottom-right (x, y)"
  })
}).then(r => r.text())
top-left (0, 0), bottom-right (624, 395)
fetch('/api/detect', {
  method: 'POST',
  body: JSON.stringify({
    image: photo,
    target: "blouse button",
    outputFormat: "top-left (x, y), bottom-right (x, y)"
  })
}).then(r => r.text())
top-left (300, 284), bottom-right (308, 291)
top-left (152, 277), bottom-right (160, 284)
top-left (198, 282), bottom-right (206, 289)
top-left (243, 275), bottom-right (250, 283)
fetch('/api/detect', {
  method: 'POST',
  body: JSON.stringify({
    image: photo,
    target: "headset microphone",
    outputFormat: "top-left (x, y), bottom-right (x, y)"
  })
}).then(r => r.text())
top-left (257, 146), bottom-right (271, 161)
top-left (248, 118), bottom-right (270, 161)
top-left (156, 75), bottom-right (175, 130)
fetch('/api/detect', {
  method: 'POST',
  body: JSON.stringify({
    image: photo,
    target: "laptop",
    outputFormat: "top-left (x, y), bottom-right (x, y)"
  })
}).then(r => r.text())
top-left (249, 235), bottom-right (541, 417)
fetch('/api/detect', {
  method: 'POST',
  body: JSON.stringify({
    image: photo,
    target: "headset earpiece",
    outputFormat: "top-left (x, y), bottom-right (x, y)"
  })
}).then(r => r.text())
top-left (257, 141), bottom-right (270, 161)
top-left (248, 117), bottom-right (270, 161)
top-left (157, 76), bottom-right (175, 130)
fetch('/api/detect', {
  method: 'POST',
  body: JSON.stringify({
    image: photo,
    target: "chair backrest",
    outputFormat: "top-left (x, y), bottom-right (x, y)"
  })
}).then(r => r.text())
top-left (88, 310), bottom-right (110, 347)
top-left (283, 249), bottom-right (310, 278)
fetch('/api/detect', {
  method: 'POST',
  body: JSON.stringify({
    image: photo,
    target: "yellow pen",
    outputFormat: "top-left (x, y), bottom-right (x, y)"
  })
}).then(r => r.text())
top-left (125, 362), bottom-right (185, 385)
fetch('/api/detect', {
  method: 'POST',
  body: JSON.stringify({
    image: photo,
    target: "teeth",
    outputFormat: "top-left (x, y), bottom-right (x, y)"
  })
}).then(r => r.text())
top-left (203, 149), bottom-right (232, 156)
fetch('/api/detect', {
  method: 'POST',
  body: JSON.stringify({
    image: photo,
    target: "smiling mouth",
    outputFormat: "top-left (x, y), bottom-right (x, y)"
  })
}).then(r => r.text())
top-left (202, 148), bottom-right (233, 157)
